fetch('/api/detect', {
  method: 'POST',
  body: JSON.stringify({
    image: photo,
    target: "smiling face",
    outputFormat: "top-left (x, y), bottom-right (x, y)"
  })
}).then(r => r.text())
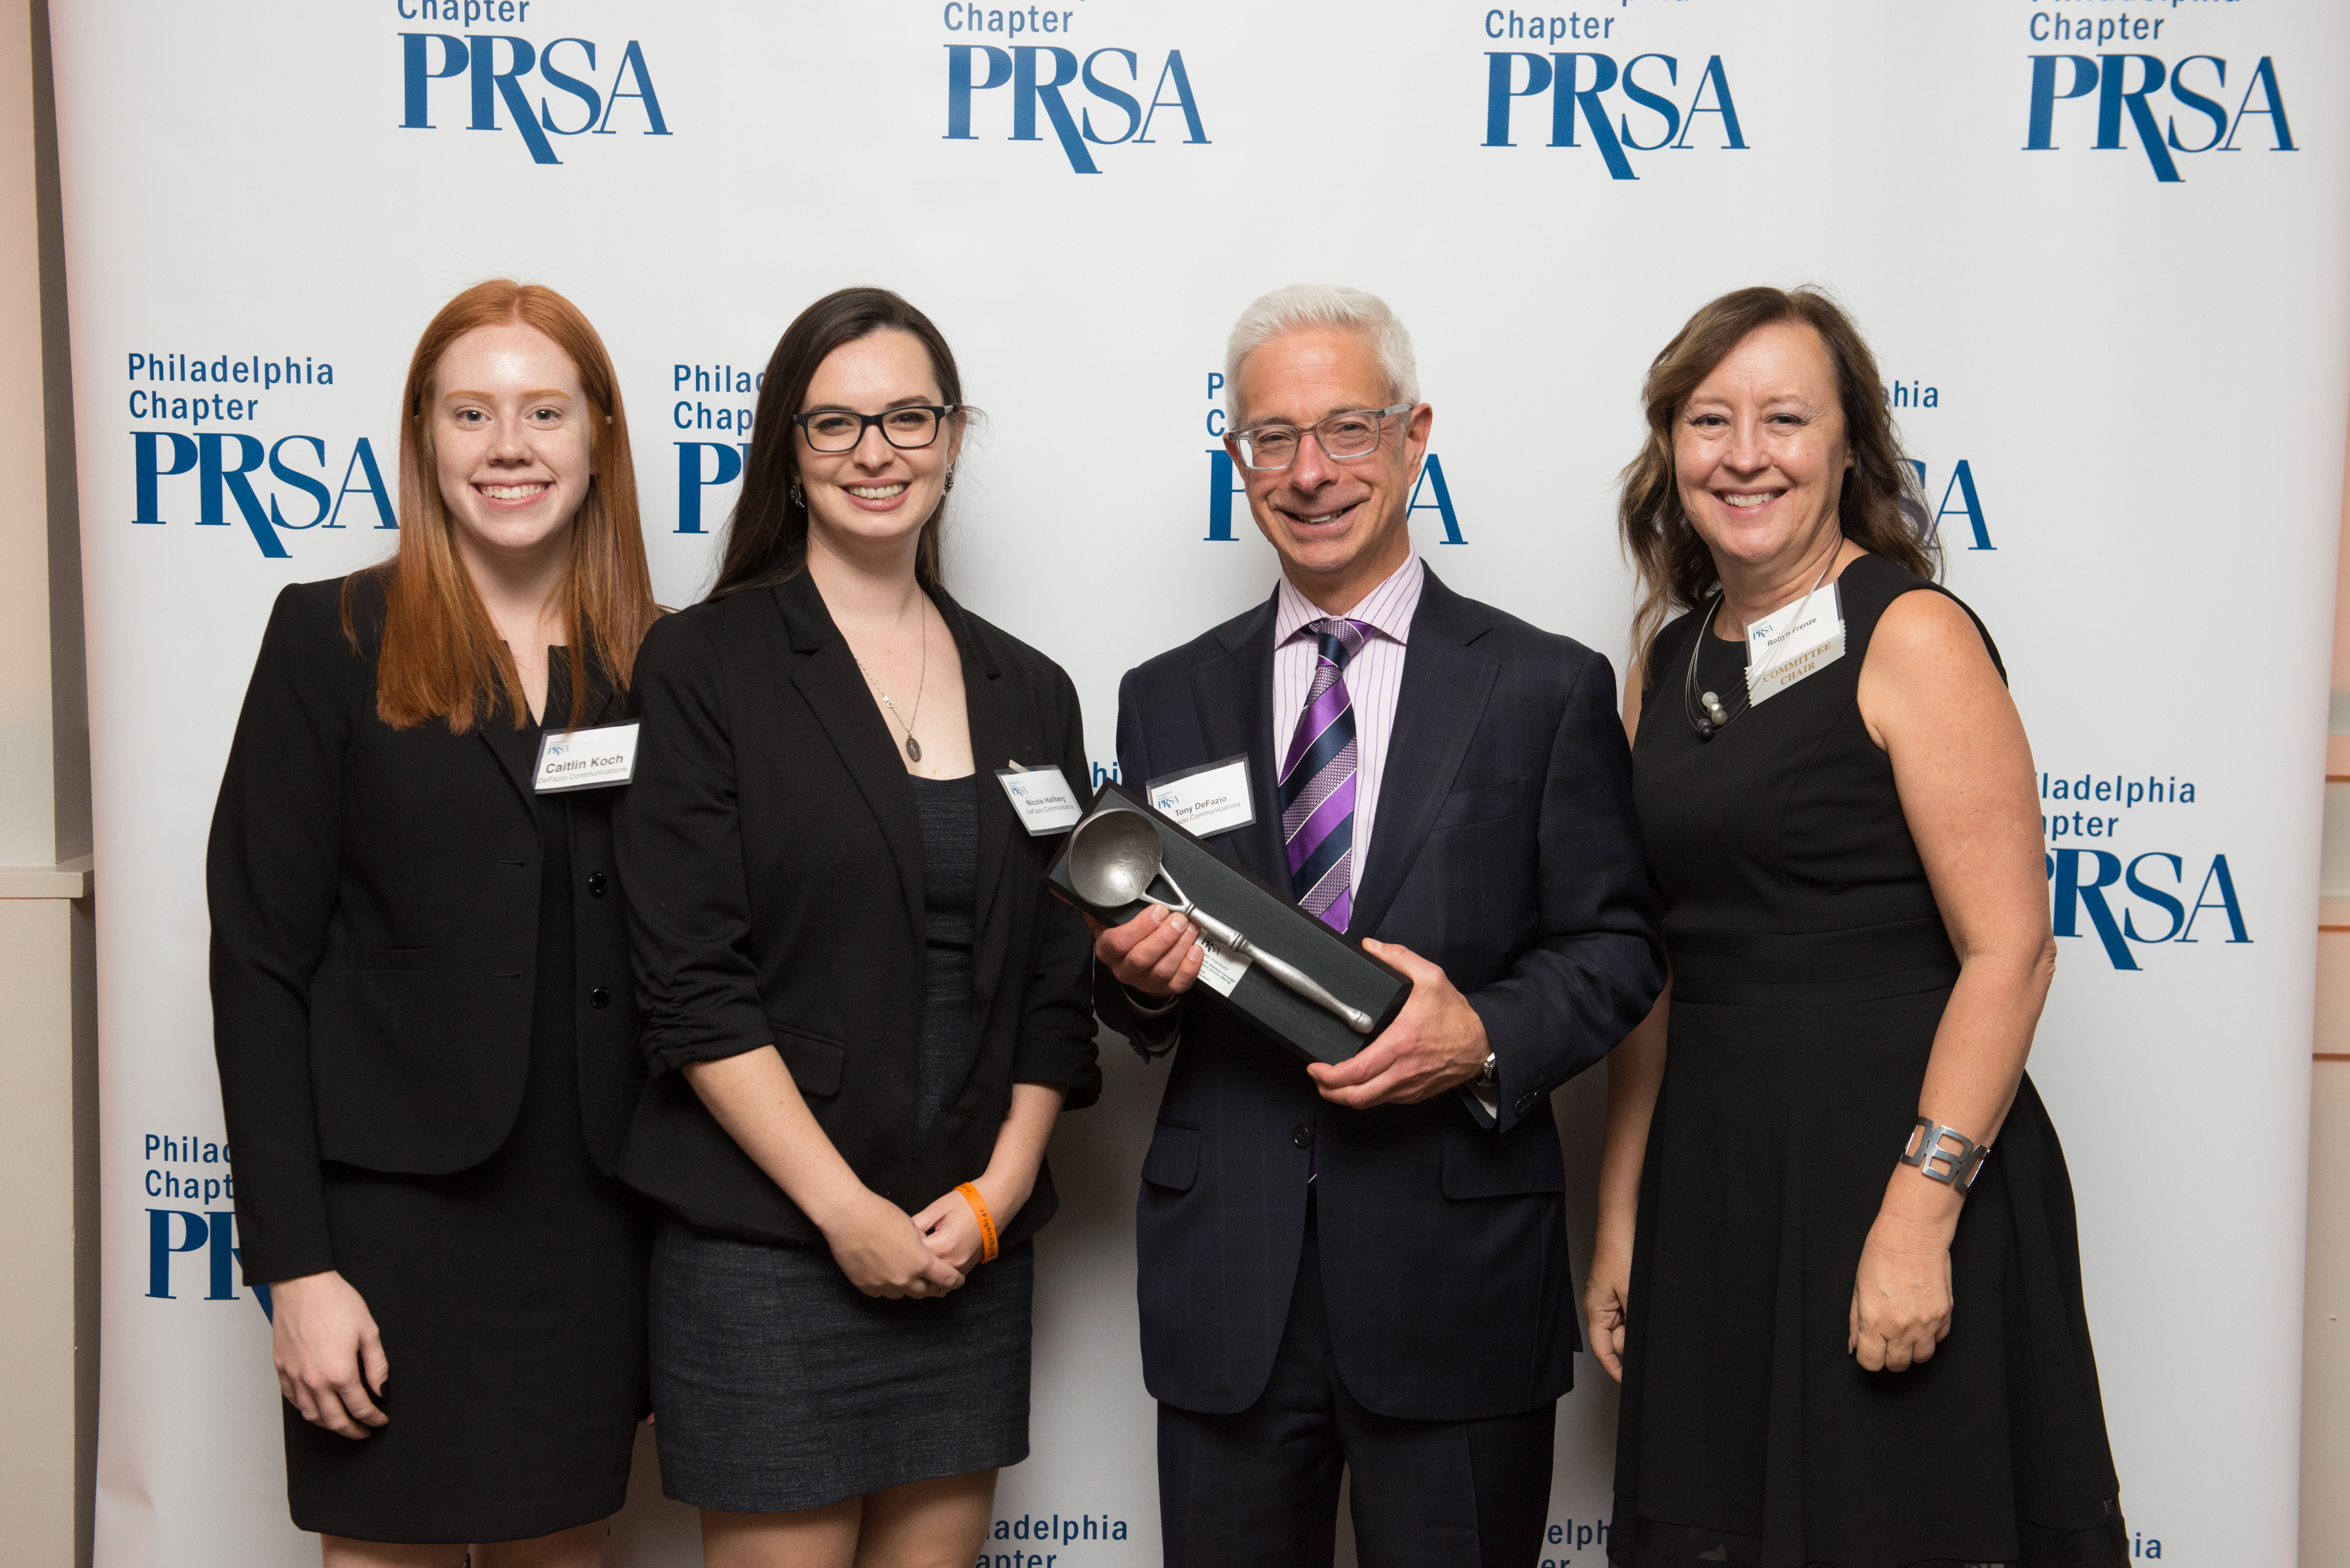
top-left (1673, 319), bottom-right (1853, 574)
top-left (1228, 327), bottom-right (1430, 607)
top-left (431, 321), bottom-right (595, 572)
top-left (796, 329), bottom-right (961, 563)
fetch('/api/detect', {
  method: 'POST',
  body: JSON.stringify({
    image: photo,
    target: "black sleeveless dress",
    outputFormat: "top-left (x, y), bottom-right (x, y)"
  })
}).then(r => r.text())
top-left (1613, 555), bottom-right (2126, 1568)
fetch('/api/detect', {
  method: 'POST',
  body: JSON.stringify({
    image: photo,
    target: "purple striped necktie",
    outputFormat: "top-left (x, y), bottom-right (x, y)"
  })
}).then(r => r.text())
top-left (1279, 617), bottom-right (1367, 931)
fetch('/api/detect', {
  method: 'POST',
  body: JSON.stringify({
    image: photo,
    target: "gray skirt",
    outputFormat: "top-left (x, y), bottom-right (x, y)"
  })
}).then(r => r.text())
top-left (648, 1215), bottom-right (1033, 1513)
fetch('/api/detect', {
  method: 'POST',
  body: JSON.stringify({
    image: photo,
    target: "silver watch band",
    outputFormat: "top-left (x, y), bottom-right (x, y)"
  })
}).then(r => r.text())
top-left (1900, 1116), bottom-right (1989, 1194)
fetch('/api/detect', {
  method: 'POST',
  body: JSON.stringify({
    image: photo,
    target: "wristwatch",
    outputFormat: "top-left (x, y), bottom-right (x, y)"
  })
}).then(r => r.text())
top-left (1475, 1050), bottom-right (1499, 1090)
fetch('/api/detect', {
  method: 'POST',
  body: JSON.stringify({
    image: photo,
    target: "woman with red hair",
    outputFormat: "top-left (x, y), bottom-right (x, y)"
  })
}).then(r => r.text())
top-left (208, 280), bottom-right (661, 1566)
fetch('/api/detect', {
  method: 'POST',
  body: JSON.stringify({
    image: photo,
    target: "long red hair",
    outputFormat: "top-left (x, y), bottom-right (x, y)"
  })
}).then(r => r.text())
top-left (343, 280), bottom-right (657, 732)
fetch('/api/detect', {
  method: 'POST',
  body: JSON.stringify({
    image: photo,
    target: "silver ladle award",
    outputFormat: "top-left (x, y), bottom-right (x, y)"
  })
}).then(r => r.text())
top-left (1067, 808), bottom-right (1374, 1034)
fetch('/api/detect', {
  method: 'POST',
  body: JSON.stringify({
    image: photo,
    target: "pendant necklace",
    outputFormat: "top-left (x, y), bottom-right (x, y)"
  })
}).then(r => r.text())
top-left (851, 604), bottom-right (928, 762)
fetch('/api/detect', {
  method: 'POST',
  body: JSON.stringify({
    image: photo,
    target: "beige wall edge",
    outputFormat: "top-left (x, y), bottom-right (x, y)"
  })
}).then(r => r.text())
top-left (0, 854), bottom-right (88, 898)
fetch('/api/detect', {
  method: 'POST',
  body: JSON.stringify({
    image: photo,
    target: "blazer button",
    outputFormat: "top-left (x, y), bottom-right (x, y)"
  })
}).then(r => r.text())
top-left (589, 987), bottom-right (612, 1009)
top-left (1291, 1125), bottom-right (1312, 1149)
top-left (588, 873), bottom-right (609, 897)
top-left (1513, 1091), bottom-right (1539, 1116)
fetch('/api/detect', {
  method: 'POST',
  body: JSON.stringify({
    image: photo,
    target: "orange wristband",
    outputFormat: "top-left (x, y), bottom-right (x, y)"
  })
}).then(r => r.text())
top-left (956, 1182), bottom-right (1000, 1264)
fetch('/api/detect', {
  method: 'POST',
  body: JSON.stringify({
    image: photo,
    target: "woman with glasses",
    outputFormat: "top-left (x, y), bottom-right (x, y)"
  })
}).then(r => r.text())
top-left (612, 286), bottom-right (1099, 1568)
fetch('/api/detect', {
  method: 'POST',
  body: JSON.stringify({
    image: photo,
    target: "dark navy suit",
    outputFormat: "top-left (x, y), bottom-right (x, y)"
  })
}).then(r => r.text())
top-left (1097, 568), bottom-right (1665, 1564)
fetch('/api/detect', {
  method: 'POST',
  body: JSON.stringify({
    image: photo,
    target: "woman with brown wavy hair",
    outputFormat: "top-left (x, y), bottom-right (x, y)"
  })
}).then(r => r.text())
top-left (1588, 285), bottom-right (2126, 1568)
top-left (208, 279), bottom-right (659, 1567)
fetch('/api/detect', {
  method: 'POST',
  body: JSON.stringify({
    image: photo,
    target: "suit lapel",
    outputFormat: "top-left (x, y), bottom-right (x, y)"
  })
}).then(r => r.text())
top-left (776, 575), bottom-right (926, 942)
top-left (479, 714), bottom-right (536, 809)
top-left (1348, 571), bottom-right (1497, 939)
top-left (577, 646), bottom-right (624, 726)
top-left (1189, 591), bottom-right (1285, 886)
top-left (477, 651), bottom-right (548, 812)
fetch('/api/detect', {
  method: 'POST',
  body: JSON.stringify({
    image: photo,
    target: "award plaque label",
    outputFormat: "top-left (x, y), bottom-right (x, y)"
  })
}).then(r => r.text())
top-left (1194, 932), bottom-right (1251, 996)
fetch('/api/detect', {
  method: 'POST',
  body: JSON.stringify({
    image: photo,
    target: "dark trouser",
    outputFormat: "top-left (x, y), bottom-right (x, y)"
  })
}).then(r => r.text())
top-left (1156, 1214), bottom-right (1556, 1568)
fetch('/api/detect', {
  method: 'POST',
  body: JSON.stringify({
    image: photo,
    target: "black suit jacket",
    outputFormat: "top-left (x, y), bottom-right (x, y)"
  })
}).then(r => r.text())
top-left (612, 573), bottom-right (1101, 1247)
top-left (1097, 566), bottom-right (1665, 1421)
top-left (208, 576), bottom-right (644, 1286)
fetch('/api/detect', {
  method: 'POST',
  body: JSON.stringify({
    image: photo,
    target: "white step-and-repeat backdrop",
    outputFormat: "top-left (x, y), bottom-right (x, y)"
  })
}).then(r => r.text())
top-left (56, 3), bottom-right (2347, 1565)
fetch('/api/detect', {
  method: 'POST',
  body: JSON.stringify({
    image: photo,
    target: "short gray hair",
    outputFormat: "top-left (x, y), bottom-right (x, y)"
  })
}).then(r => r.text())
top-left (1224, 283), bottom-right (1420, 422)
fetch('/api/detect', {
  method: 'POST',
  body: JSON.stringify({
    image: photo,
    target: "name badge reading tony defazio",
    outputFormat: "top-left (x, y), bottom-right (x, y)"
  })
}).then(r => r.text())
top-left (995, 765), bottom-right (1085, 835)
top-left (1146, 754), bottom-right (1257, 838)
top-left (533, 722), bottom-right (642, 793)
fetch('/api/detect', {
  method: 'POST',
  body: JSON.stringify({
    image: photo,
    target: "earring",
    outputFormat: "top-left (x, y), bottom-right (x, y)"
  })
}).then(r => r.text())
top-left (789, 479), bottom-right (803, 507)
top-left (944, 468), bottom-right (957, 493)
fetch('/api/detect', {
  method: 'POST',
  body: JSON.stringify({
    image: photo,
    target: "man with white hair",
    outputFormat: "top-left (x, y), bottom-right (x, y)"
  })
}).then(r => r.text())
top-left (1092, 285), bottom-right (1665, 1564)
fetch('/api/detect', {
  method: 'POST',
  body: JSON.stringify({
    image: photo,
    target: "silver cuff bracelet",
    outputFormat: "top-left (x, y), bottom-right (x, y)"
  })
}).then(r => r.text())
top-left (1900, 1116), bottom-right (1989, 1195)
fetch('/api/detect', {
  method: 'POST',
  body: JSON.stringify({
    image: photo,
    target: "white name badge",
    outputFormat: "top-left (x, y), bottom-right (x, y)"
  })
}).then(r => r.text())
top-left (1147, 754), bottom-right (1257, 839)
top-left (994, 765), bottom-right (1085, 835)
top-left (1745, 585), bottom-right (1846, 706)
top-left (533, 721), bottom-right (641, 792)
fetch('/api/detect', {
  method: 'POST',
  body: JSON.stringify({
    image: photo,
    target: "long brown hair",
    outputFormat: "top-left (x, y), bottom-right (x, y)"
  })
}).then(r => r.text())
top-left (1619, 285), bottom-right (1936, 670)
top-left (710, 287), bottom-right (966, 600)
top-left (344, 280), bottom-right (657, 732)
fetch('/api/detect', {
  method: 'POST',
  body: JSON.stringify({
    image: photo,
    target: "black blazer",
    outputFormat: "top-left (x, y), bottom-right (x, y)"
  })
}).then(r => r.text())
top-left (208, 577), bottom-right (644, 1286)
top-left (612, 573), bottom-right (1100, 1249)
top-left (1096, 567), bottom-right (1666, 1421)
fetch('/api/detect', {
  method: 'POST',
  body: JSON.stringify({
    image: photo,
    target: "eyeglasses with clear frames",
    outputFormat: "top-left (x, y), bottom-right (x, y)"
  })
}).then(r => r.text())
top-left (791, 404), bottom-right (959, 454)
top-left (1228, 403), bottom-right (1415, 472)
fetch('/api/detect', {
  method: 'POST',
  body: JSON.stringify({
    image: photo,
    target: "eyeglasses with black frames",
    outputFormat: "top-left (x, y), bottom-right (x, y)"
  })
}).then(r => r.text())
top-left (1228, 403), bottom-right (1415, 472)
top-left (791, 404), bottom-right (959, 454)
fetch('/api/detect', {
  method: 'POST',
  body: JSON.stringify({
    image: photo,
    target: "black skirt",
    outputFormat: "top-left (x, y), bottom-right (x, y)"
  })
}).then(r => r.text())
top-left (283, 790), bottom-right (650, 1544)
top-left (1611, 927), bottom-right (2126, 1568)
top-left (648, 1222), bottom-right (1033, 1512)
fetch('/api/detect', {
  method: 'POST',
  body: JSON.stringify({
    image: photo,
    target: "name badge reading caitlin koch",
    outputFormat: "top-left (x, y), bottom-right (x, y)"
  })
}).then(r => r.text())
top-left (1145, 754), bottom-right (1257, 839)
top-left (533, 721), bottom-right (642, 793)
top-left (994, 765), bottom-right (1085, 835)
top-left (1744, 584), bottom-right (1846, 707)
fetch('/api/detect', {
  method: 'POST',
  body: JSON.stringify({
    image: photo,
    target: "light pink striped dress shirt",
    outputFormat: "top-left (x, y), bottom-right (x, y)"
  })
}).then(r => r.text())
top-left (1271, 551), bottom-right (1425, 903)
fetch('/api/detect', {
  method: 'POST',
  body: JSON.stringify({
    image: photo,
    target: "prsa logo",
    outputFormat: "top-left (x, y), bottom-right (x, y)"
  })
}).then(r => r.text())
top-left (399, 15), bottom-right (671, 166)
top-left (2024, 29), bottom-right (2294, 183)
top-left (1907, 456), bottom-right (1992, 552)
top-left (1885, 376), bottom-right (1992, 553)
top-left (943, 12), bottom-right (1209, 175)
top-left (2041, 769), bottom-right (2247, 972)
top-left (1480, 12), bottom-right (1746, 179)
top-left (1200, 371), bottom-right (1466, 545)
top-left (673, 358), bottom-right (762, 535)
top-left (144, 1130), bottom-right (272, 1318)
top-left (128, 350), bottom-right (397, 559)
